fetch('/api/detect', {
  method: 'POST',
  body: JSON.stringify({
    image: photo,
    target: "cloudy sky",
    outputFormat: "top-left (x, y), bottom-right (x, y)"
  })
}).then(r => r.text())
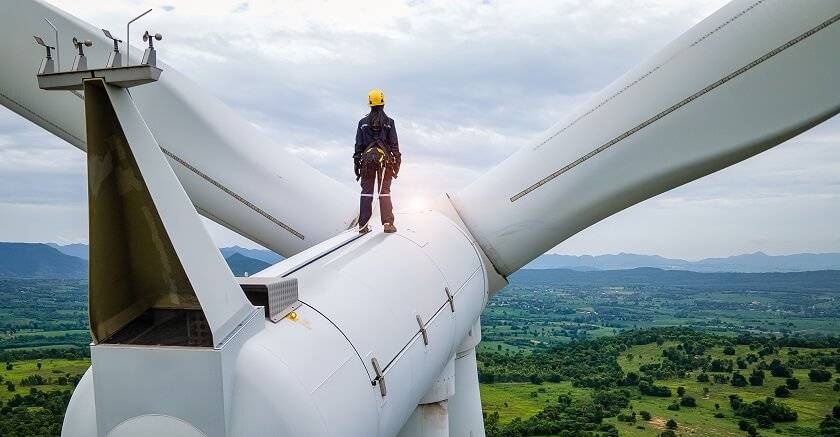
top-left (1, 0), bottom-right (838, 260)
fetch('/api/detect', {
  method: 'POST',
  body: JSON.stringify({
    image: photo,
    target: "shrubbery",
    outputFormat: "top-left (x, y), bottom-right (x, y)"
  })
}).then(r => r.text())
top-left (680, 395), bottom-right (697, 407)
top-left (731, 372), bottom-right (748, 387)
top-left (730, 395), bottom-right (797, 424)
top-left (639, 381), bottom-right (672, 397)
top-left (809, 368), bottom-right (832, 382)
top-left (769, 359), bottom-right (792, 377)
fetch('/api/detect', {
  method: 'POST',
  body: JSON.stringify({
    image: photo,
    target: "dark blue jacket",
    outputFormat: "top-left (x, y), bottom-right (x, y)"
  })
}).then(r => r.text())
top-left (354, 113), bottom-right (400, 162)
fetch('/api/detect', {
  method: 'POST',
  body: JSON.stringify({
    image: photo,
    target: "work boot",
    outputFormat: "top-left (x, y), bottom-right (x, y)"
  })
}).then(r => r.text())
top-left (383, 223), bottom-right (397, 233)
top-left (359, 224), bottom-right (371, 234)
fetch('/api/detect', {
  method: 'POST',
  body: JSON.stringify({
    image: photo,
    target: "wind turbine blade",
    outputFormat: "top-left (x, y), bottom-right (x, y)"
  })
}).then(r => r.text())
top-left (453, 0), bottom-right (840, 276)
top-left (0, 0), bottom-right (357, 257)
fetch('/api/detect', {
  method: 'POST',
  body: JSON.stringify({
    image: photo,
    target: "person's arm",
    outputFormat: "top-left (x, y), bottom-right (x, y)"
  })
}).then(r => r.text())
top-left (354, 120), bottom-right (365, 159)
top-left (354, 121), bottom-right (364, 178)
top-left (387, 119), bottom-right (401, 176)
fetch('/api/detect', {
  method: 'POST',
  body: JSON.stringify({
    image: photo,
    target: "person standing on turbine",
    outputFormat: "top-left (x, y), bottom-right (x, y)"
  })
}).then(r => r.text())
top-left (354, 89), bottom-right (401, 234)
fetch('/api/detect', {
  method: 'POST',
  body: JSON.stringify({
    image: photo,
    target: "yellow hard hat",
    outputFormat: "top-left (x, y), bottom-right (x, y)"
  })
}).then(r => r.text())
top-left (368, 89), bottom-right (385, 107)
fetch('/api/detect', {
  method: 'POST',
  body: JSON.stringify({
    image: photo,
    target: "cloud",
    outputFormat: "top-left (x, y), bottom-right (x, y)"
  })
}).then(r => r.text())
top-left (2, 0), bottom-right (839, 258)
top-left (232, 2), bottom-right (249, 13)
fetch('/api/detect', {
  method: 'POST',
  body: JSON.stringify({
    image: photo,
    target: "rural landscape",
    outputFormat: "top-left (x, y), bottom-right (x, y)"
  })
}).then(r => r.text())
top-left (0, 243), bottom-right (839, 436)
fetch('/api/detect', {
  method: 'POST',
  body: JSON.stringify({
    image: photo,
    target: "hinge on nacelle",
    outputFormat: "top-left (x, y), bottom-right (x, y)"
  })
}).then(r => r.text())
top-left (372, 357), bottom-right (386, 397)
top-left (416, 315), bottom-right (429, 346)
top-left (444, 287), bottom-right (455, 312)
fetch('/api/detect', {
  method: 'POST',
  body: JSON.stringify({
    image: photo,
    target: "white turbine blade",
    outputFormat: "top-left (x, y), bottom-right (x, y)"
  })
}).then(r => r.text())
top-left (454, 0), bottom-right (840, 276)
top-left (0, 0), bottom-right (357, 257)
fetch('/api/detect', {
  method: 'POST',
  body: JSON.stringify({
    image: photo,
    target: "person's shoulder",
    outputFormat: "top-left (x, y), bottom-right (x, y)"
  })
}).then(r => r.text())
top-left (385, 115), bottom-right (396, 128)
top-left (357, 115), bottom-right (368, 127)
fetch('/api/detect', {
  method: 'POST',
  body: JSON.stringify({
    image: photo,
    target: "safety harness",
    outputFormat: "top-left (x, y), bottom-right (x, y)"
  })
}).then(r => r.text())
top-left (359, 142), bottom-right (387, 180)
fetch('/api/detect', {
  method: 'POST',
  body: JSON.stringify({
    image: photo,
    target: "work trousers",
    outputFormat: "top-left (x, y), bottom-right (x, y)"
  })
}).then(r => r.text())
top-left (359, 167), bottom-right (394, 227)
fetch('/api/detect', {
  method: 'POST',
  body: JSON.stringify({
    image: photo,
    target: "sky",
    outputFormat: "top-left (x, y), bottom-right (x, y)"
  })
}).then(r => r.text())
top-left (0, 0), bottom-right (838, 260)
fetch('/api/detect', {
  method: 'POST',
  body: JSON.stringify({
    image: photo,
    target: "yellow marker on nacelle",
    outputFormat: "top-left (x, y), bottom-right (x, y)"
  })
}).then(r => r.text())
top-left (288, 311), bottom-right (298, 321)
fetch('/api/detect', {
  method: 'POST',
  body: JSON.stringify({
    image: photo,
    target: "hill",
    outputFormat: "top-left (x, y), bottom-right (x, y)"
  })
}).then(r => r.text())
top-left (0, 243), bottom-right (86, 278)
top-left (224, 253), bottom-right (271, 276)
top-left (46, 243), bottom-right (89, 260)
top-left (511, 267), bottom-right (840, 292)
top-left (220, 246), bottom-right (283, 264)
top-left (525, 251), bottom-right (840, 272)
top-left (45, 242), bottom-right (840, 273)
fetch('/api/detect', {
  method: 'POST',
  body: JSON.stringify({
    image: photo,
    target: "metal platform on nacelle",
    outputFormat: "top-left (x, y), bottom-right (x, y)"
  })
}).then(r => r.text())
top-left (37, 64), bottom-right (162, 90)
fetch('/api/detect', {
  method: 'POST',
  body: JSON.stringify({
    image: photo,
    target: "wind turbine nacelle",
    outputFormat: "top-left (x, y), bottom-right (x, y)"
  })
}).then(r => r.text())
top-left (64, 207), bottom-right (495, 437)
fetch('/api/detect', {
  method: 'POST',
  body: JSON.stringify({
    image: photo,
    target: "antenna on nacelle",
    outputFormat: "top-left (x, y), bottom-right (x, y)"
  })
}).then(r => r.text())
top-left (141, 31), bottom-right (163, 67)
top-left (126, 8), bottom-right (152, 64)
top-left (102, 29), bottom-right (123, 68)
top-left (70, 37), bottom-right (92, 71)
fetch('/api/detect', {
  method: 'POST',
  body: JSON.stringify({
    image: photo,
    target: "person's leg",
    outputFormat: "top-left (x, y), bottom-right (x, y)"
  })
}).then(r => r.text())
top-left (359, 172), bottom-right (375, 228)
top-left (379, 167), bottom-right (394, 225)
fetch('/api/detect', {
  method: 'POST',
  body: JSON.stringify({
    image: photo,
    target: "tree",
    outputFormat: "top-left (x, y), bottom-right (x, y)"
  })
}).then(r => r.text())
top-left (677, 386), bottom-right (686, 397)
top-left (786, 377), bottom-right (800, 389)
top-left (639, 410), bottom-right (652, 421)
top-left (696, 373), bottom-right (709, 383)
top-left (680, 396), bottom-right (697, 407)
top-left (774, 385), bottom-right (791, 398)
top-left (4, 362), bottom-right (11, 371)
top-left (731, 373), bottom-right (748, 387)
top-left (809, 369), bottom-right (832, 382)
top-left (769, 359), bottom-right (791, 377)
top-left (821, 414), bottom-right (840, 436)
top-left (660, 431), bottom-right (677, 437)
top-left (639, 381), bottom-right (672, 397)
top-left (723, 345), bottom-right (736, 355)
top-left (749, 372), bottom-right (764, 386)
top-left (36, 362), bottom-right (41, 371)
top-left (667, 402), bottom-right (680, 411)
top-left (757, 414), bottom-right (773, 428)
top-left (623, 372), bottom-right (640, 386)
top-left (666, 418), bottom-right (678, 429)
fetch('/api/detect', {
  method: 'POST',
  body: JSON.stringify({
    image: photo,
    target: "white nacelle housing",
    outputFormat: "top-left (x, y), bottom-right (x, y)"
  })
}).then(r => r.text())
top-left (65, 210), bottom-right (489, 437)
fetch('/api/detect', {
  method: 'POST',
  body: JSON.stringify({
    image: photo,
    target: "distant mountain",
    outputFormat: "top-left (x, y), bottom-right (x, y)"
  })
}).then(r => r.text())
top-left (0, 243), bottom-right (87, 278)
top-left (47, 243), bottom-right (89, 260)
top-left (24, 242), bottom-right (840, 273)
top-left (224, 253), bottom-right (271, 277)
top-left (524, 252), bottom-right (840, 273)
top-left (219, 246), bottom-right (283, 264)
top-left (48, 243), bottom-right (283, 265)
top-left (511, 267), bottom-right (840, 292)
top-left (691, 252), bottom-right (840, 273)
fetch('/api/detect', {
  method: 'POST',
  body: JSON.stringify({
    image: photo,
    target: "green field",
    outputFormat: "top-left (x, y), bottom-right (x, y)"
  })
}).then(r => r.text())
top-left (613, 345), bottom-right (837, 436)
top-left (481, 382), bottom-right (584, 424)
top-left (1, 270), bottom-right (840, 436)
top-left (0, 358), bottom-right (89, 401)
top-left (479, 335), bottom-right (840, 436)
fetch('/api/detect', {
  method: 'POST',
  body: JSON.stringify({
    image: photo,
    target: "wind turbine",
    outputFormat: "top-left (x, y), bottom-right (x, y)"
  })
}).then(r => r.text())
top-left (0, 1), bottom-right (838, 436)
